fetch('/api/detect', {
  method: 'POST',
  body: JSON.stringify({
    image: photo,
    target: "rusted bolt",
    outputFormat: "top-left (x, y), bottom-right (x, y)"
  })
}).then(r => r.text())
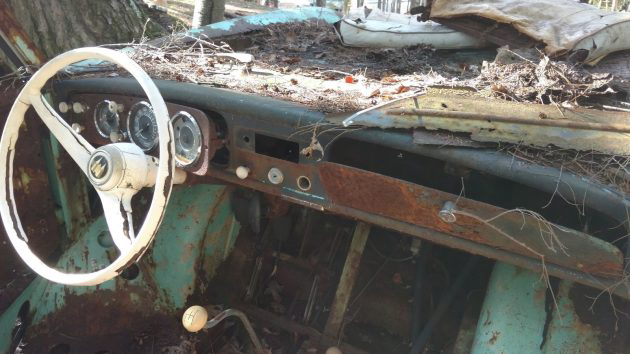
top-left (438, 201), bottom-right (456, 223)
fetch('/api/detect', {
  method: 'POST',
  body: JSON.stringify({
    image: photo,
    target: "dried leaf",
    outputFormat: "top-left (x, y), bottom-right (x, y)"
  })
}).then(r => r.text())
top-left (395, 85), bottom-right (410, 94)
top-left (367, 88), bottom-right (381, 98)
top-left (283, 57), bottom-right (301, 64)
top-left (381, 76), bottom-right (399, 83)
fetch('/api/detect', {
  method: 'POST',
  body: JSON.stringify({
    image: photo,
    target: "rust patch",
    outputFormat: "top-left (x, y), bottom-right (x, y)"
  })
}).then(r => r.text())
top-left (0, 2), bottom-right (45, 66)
top-left (488, 331), bottom-right (500, 345)
top-left (569, 284), bottom-right (630, 352)
top-left (318, 162), bottom-right (623, 278)
top-left (265, 194), bottom-right (291, 218)
top-left (23, 287), bottom-right (182, 353)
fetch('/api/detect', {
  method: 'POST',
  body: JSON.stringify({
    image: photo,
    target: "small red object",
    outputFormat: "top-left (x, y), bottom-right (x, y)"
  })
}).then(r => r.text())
top-left (345, 75), bottom-right (354, 83)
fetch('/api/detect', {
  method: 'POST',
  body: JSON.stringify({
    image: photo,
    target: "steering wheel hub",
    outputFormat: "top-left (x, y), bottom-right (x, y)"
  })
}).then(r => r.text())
top-left (87, 144), bottom-right (150, 192)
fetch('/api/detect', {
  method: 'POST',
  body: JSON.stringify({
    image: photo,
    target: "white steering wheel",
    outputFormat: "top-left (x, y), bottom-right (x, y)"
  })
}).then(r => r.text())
top-left (0, 47), bottom-right (180, 285)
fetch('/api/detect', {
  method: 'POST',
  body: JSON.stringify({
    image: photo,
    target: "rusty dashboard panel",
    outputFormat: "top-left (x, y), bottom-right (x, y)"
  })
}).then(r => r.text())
top-left (318, 163), bottom-right (623, 277)
top-left (205, 148), bottom-right (624, 278)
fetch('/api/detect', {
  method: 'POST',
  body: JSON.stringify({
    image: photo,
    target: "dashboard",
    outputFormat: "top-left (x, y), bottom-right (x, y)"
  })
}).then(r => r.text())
top-left (50, 78), bottom-right (628, 298)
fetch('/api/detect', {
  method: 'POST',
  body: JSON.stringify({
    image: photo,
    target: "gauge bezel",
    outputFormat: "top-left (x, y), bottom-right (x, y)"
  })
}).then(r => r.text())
top-left (127, 101), bottom-right (158, 152)
top-left (170, 111), bottom-right (203, 167)
top-left (93, 100), bottom-right (120, 139)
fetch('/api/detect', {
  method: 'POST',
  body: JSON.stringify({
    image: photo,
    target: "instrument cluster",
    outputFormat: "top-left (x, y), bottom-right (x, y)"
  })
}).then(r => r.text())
top-left (62, 94), bottom-right (219, 174)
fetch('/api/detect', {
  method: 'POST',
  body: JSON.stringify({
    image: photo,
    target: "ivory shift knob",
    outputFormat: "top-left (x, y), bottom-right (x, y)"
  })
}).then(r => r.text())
top-left (182, 305), bottom-right (208, 332)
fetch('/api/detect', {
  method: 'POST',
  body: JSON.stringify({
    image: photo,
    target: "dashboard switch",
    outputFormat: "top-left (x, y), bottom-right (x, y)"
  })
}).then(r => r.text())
top-left (267, 167), bottom-right (284, 185)
top-left (236, 166), bottom-right (250, 180)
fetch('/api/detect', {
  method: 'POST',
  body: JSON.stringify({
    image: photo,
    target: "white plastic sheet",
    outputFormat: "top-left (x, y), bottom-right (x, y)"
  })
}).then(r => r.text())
top-left (335, 7), bottom-right (487, 49)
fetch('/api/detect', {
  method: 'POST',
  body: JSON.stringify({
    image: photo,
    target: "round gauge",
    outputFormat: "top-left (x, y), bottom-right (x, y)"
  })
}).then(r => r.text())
top-left (127, 101), bottom-right (158, 151)
top-left (94, 100), bottom-right (120, 138)
top-left (171, 111), bottom-right (202, 167)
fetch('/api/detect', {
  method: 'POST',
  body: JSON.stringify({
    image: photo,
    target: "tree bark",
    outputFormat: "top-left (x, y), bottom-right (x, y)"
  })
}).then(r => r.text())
top-left (6, 0), bottom-right (162, 60)
top-left (192, 0), bottom-right (225, 28)
top-left (343, 0), bottom-right (351, 15)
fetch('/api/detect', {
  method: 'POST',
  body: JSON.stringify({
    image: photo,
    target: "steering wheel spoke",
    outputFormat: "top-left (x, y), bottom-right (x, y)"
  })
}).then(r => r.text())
top-left (98, 190), bottom-right (136, 254)
top-left (29, 92), bottom-right (94, 175)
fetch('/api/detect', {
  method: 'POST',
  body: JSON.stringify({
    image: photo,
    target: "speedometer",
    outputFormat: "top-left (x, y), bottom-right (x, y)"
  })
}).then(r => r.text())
top-left (94, 100), bottom-right (120, 138)
top-left (171, 111), bottom-right (202, 167)
top-left (127, 101), bottom-right (158, 152)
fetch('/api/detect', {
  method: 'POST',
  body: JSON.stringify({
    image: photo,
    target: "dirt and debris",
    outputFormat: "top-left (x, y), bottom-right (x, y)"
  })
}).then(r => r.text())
top-left (118, 20), bottom-right (472, 112)
top-left (502, 144), bottom-right (630, 195)
top-left (480, 47), bottom-right (614, 104)
top-left (103, 19), bottom-right (628, 114)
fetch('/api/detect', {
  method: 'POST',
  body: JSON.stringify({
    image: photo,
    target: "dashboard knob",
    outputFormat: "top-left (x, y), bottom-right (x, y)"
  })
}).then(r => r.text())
top-left (71, 123), bottom-right (84, 133)
top-left (72, 102), bottom-right (86, 114)
top-left (109, 101), bottom-right (124, 113)
top-left (58, 102), bottom-right (69, 113)
top-left (267, 167), bottom-right (284, 185)
top-left (236, 166), bottom-right (250, 179)
top-left (109, 131), bottom-right (123, 143)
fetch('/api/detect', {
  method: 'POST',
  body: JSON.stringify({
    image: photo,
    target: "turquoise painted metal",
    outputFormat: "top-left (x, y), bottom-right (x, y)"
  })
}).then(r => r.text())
top-left (0, 184), bottom-right (240, 353)
top-left (45, 134), bottom-right (91, 241)
top-left (471, 262), bottom-right (603, 353)
top-left (542, 281), bottom-right (602, 353)
top-left (185, 7), bottom-right (340, 35)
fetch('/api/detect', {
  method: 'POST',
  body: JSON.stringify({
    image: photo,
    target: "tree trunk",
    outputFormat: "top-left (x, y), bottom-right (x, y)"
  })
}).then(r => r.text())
top-left (192, 0), bottom-right (225, 28)
top-left (6, 0), bottom-right (162, 60)
top-left (316, 0), bottom-right (327, 7)
top-left (343, 0), bottom-right (351, 14)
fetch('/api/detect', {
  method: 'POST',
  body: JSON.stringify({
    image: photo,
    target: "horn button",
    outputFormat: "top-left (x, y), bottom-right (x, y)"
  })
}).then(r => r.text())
top-left (86, 143), bottom-right (150, 191)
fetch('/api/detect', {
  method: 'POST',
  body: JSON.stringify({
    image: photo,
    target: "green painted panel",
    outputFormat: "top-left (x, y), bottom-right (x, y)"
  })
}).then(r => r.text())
top-left (472, 263), bottom-right (604, 354)
top-left (472, 262), bottom-right (547, 353)
top-left (542, 282), bottom-right (602, 353)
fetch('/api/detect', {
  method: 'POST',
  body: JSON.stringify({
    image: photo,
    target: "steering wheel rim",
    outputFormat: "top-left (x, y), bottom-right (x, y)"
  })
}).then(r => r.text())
top-left (0, 47), bottom-right (176, 286)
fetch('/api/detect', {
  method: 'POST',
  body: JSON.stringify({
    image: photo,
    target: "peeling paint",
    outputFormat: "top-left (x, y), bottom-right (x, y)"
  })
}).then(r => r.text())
top-left (347, 89), bottom-right (630, 155)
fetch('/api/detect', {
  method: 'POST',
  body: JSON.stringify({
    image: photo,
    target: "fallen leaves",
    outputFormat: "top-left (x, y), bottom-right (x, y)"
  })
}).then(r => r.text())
top-left (282, 57), bottom-right (301, 64)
